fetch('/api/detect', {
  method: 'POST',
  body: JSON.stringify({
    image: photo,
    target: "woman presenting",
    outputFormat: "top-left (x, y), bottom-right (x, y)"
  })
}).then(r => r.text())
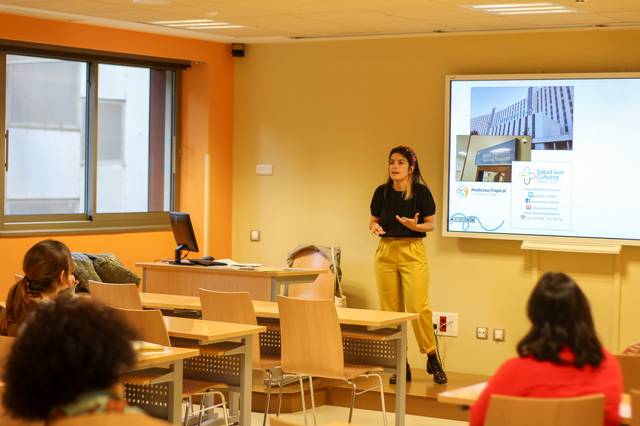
top-left (369, 145), bottom-right (447, 385)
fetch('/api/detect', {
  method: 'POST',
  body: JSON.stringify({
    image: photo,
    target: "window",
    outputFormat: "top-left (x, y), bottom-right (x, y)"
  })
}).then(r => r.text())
top-left (0, 49), bottom-right (182, 234)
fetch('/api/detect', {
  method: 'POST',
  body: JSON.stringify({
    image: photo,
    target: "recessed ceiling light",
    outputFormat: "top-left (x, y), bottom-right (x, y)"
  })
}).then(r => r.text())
top-left (185, 25), bottom-right (245, 30)
top-left (148, 18), bottom-right (246, 30)
top-left (466, 2), bottom-right (576, 15)
top-left (133, 0), bottom-right (171, 5)
top-left (151, 19), bottom-right (212, 25)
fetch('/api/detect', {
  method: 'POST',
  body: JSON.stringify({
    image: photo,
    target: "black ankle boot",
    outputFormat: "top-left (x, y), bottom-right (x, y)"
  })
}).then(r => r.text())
top-left (427, 354), bottom-right (447, 384)
top-left (389, 362), bottom-right (411, 384)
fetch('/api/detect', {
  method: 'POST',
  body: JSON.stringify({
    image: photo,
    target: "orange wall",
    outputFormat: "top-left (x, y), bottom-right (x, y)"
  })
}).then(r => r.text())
top-left (0, 13), bottom-right (234, 297)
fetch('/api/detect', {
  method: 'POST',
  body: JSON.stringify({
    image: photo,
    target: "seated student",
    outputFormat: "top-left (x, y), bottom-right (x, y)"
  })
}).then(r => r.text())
top-left (0, 239), bottom-right (75, 336)
top-left (2, 297), bottom-right (167, 425)
top-left (469, 272), bottom-right (622, 426)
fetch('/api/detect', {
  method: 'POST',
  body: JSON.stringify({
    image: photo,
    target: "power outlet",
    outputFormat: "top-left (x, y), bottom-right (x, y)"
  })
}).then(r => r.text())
top-left (432, 312), bottom-right (458, 337)
top-left (476, 326), bottom-right (488, 340)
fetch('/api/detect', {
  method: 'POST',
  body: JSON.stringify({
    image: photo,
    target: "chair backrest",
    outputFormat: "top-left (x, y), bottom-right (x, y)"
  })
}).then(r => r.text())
top-left (88, 280), bottom-right (143, 310)
top-left (199, 289), bottom-right (261, 365)
top-left (277, 295), bottom-right (344, 379)
top-left (632, 389), bottom-right (640, 426)
top-left (0, 335), bottom-right (15, 374)
top-left (111, 307), bottom-right (170, 346)
top-left (14, 274), bottom-right (23, 283)
top-left (617, 354), bottom-right (640, 393)
top-left (484, 394), bottom-right (604, 426)
top-left (288, 249), bottom-right (334, 300)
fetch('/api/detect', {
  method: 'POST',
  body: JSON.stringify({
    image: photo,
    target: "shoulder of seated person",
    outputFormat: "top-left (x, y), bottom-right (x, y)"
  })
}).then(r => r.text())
top-left (49, 412), bottom-right (169, 426)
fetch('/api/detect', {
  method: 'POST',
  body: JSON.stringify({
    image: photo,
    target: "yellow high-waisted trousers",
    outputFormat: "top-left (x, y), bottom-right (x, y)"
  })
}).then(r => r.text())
top-left (374, 237), bottom-right (436, 354)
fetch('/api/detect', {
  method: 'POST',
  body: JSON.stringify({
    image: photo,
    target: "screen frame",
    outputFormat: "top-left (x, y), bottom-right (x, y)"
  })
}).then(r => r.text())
top-left (442, 72), bottom-right (640, 247)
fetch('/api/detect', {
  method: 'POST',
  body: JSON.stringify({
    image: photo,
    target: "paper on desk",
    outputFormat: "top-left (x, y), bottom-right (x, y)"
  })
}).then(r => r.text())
top-left (215, 258), bottom-right (262, 267)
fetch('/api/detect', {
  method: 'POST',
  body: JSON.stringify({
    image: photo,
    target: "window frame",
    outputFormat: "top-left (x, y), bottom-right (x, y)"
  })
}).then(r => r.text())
top-left (0, 41), bottom-right (188, 236)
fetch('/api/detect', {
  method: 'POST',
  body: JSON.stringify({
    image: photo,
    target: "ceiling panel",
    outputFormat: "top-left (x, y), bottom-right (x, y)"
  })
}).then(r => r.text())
top-left (0, 0), bottom-right (639, 42)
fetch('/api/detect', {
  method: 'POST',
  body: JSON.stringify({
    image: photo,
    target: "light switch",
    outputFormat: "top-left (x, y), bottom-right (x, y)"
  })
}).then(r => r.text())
top-left (256, 164), bottom-right (273, 175)
top-left (250, 230), bottom-right (260, 241)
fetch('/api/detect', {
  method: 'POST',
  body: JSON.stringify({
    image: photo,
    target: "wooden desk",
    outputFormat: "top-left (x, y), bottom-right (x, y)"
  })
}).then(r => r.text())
top-left (141, 292), bottom-right (418, 426)
top-left (163, 316), bottom-right (265, 426)
top-left (137, 262), bottom-right (323, 301)
top-left (437, 382), bottom-right (632, 425)
top-left (130, 346), bottom-right (199, 425)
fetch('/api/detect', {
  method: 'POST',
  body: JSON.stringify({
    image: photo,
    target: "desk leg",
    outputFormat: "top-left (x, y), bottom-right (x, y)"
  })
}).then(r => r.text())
top-left (395, 323), bottom-right (407, 426)
top-left (240, 335), bottom-right (253, 426)
top-left (168, 360), bottom-right (184, 425)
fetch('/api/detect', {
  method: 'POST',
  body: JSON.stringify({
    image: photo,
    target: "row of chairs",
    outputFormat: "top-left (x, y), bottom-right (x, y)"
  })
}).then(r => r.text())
top-left (88, 281), bottom-right (387, 426)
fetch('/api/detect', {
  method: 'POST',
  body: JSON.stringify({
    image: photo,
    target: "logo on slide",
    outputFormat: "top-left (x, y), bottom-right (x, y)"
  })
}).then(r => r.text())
top-left (520, 167), bottom-right (537, 185)
top-left (456, 185), bottom-right (469, 198)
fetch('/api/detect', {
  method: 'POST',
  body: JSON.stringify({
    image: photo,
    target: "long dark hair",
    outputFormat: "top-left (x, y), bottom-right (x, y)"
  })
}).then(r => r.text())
top-left (385, 145), bottom-right (426, 200)
top-left (517, 272), bottom-right (603, 368)
top-left (0, 239), bottom-right (73, 336)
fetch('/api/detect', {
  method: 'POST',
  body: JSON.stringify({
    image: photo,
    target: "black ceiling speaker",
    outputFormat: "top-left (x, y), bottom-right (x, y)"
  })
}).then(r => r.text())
top-left (231, 43), bottom-right (245, 57)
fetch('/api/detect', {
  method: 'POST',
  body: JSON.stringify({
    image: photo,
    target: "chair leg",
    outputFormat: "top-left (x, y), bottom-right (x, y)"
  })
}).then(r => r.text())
top-left (308, 376), bottom-right (318, 426)
top-left (348, 381), bottom-right (356, 423)
top-left (263, 372), bottom-right (273, 426)
top-left (277, 379), bottom-right (283, 417)
top-left (299, 376), bottom-right (308, 426)
top-left (375, 374), bottom-right (388, 426)
top-left (183, 395), bottom-right (193, 426)
top-left (197, 393), bottom-right (208, 426)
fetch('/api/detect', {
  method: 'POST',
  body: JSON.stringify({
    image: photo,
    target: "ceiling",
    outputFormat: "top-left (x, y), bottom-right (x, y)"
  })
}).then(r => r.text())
top-left (1, 0), bottom-right (640, 43)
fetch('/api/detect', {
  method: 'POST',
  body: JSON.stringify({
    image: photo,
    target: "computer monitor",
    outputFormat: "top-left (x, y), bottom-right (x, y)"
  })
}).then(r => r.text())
top-left (169, 212), bottom-right (199, 265)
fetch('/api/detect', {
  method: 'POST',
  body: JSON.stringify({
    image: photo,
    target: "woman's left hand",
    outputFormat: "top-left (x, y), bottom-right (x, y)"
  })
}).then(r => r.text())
top-left (396, 213), bottom-right (420, 231)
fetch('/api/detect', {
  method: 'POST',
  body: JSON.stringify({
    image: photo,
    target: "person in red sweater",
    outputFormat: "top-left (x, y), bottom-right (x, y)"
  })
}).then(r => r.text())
top-left (469, 272), bottom-right (622, 426)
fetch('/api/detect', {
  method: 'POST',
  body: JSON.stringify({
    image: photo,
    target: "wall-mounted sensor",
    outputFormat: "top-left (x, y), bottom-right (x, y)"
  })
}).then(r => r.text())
top-left (250, 230), bottom-right (260, 241)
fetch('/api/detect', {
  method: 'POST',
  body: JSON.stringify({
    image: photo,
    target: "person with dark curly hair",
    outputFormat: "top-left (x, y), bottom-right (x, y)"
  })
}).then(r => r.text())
top-left (2, 297), bottom-right (166, 425)
top-left (0, 239), bottom-right (76, 336)
top-left (469, 272), bottom-right (622, 426)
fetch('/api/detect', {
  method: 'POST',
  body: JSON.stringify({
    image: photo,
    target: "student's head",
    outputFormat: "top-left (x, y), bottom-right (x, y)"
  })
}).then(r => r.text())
top-left (517, 272), bottom-right (603, 368)
top-left (2, 297), bottom-right (136, 420)
top-left (0, 240), bottom-right (75, 336)
top-left (386, 146), bottom-right (425, 199)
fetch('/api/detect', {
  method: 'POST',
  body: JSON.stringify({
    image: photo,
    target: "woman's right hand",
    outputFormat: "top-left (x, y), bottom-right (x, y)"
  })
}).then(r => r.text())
top-left (370, 222), bottom-right (385, 236)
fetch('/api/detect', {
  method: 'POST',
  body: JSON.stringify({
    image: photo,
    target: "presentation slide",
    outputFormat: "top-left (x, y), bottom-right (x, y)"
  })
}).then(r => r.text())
top-left (446, 76), bottom-right (640, 241)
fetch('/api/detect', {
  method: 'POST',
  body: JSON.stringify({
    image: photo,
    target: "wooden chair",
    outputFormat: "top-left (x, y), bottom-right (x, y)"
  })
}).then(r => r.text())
top-left (111, 307), bottom-right (229, 426)
top-left (199, 289), bottom-right (282, 426)
top-left (88, 280), bottom-right (143, 310)
top-left (484, 394), bottom-right (604, 426)
top-left (277, 296), bottom-right (386, 426)
top-left (287, 249), bottom-right (334, 300)
top-left (617, 354), bottom-right (640, 393)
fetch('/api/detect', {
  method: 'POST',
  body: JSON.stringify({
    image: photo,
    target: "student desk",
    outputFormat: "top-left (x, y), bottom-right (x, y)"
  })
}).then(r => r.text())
top-left (437, 382), bottom-right (632, 425)
top-left (163, 317), bottom-right (265, 426)
top-left (136, 262), bottom-right (323, 301)
top-left (131, 346), bottom-right (200, 425)
top-left (140, 292), bottom-right (418, 426)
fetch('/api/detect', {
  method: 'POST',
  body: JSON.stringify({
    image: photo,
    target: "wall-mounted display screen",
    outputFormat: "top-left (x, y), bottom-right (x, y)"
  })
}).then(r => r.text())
top-left (445, 74), bottom-right (640, 242)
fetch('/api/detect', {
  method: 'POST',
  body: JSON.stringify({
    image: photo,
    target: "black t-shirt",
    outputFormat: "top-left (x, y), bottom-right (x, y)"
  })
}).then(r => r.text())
top-left (370, 183), bottom-right (436, 238)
